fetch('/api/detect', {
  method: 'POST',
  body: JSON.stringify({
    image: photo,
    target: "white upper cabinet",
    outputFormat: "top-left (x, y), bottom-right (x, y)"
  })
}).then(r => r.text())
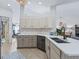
top-left (20, 16), bottom-right (53, 28)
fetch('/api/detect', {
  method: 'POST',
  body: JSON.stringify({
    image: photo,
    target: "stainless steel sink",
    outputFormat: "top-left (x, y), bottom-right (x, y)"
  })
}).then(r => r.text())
top-left (50, 37), bottom-right (69, 43)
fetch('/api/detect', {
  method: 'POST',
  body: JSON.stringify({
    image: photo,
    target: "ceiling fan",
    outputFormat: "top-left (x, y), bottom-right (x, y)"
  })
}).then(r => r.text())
top-left (16, 0), bottom-right (28, 6)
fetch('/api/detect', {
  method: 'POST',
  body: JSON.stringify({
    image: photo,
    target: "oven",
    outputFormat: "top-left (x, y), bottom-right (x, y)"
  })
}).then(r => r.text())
top-left (75, 25), bottom-right (79, 37)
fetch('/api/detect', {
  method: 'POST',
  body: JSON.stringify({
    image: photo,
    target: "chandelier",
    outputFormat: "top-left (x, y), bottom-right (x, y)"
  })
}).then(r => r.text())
top-left (16, 0), bottom-right (28, 6)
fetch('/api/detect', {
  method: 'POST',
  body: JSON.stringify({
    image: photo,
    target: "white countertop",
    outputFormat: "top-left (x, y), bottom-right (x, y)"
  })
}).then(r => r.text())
top-left (46, 35), bottom-right (79, 56)
top-left (17, 33), bottom-right (79, 56)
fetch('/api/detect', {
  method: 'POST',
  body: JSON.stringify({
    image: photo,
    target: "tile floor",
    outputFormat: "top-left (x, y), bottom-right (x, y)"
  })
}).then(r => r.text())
top-left (1, 38), bottom-right (47, 59)
top-left (18, 48), bottom-right (47, 59)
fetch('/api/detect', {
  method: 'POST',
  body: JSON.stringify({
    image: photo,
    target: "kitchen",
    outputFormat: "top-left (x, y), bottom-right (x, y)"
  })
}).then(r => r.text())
top-left (0, 0), bottom-right (79, 59)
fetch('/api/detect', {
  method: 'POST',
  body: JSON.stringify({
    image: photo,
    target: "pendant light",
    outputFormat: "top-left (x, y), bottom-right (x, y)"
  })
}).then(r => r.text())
top-left (16, 0), bottom-right (28, 6)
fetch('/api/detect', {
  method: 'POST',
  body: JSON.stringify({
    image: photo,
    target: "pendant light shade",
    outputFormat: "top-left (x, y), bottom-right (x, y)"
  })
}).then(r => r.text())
top-left (16, 0), bottom-right (28, 6)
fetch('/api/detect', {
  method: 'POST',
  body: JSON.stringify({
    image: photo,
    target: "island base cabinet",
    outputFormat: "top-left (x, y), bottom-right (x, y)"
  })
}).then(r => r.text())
top-left (46, 38), bottom-right (50, 59)
top-left (46, 39), bottom-right (79, 59)
top-left (61, 53), bottom-right (79, 59)
top-left (46, 38), bottom-right (61, 59)
top-left (50, 41), bottom-right (60, 59)
top-left (50, 47), bottom-right (60, 59)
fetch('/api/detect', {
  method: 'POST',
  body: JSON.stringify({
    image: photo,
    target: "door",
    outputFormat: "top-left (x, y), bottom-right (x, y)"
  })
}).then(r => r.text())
top-left (37, 36), bottom-right (45, 52)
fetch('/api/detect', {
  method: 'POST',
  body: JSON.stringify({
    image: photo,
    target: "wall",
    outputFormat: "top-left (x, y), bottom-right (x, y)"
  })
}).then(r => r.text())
top-left (56, 1), bottom-right (79, 26)
top-left (0, 8), bottom-right (12, 17)
top-left (0, 7), bottom-right (13, 42)
top-left (24, 4), bottom-right (52, 16)
top-left (56, 1), bottom-right (79, 36)
top-left (12, 7), bottom-right (20, 24)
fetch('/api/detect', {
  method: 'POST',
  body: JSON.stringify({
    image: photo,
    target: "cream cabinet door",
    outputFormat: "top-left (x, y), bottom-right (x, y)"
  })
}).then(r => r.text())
top-left (39, 18), bottom-right (53, 28)
top-left (26, 19), bottom-right (33, 28)
top-left (31, 19), bottom-right (40, 28)
top-left (39, 19), bottom-right (46, 28)
top-left (47, 19), bottom-right (53, 28)
top-left (46, 38), bottom-right (50, 59)
top-left (23, 36), bottom-right (32, 47)
top-left (23, 36), bottom-right (37, 47)
top-left (50, 42), bottom-right (60, 59)
top-left (20, 18), bottom-right (32, 28)
top-left (32, 36), bottom-right (37, 47)
top-left (24, 19), bottom-right (32, 28)
top-left (17, 37), bottom-right (23, 48)
top-left (20, 18), bottom-right (26, 28)
top-left (23, 37), bottom-right (29, 47)
top-left (20, 16), bottom-right (53, 28)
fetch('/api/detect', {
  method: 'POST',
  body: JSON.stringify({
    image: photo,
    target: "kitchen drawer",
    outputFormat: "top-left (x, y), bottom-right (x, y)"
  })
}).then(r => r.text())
top-left (50, 41), bottom-right (60, 56)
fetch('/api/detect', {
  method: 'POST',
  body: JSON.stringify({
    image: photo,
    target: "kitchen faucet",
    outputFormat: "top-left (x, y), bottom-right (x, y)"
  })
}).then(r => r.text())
top-left (61, 26), bottom-right (66, 39)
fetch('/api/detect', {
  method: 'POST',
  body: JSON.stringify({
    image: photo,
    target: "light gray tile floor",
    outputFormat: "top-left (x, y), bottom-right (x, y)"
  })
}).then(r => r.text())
top-left (2, 51), bottom-right (26, 59)
top-left (1, 38), bottom-right (47, 59)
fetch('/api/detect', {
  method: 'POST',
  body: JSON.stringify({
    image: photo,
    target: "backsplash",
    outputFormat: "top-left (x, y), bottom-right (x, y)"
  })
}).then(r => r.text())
top-left (19, 28), bottom-right (53, 35)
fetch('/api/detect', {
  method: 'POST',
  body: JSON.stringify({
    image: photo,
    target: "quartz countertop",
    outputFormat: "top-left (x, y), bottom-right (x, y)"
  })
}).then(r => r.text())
top-left (17, 33), bottom-right (79, 56)
top-left (46, 35), bottom-right (79, 56)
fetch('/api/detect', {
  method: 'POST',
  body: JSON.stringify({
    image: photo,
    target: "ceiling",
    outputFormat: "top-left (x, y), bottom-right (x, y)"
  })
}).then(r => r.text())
top-left (0, 0), bottom-right (79, 11)
top-left (0, 0), bottom-right (9, 9)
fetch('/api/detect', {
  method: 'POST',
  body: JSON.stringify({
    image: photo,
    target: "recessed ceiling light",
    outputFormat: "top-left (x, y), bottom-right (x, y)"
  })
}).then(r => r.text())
top-left (8, 4), bottom-right (11, 7)
top-left (28, 1), bottom-right (31, 4)
top-left (38, 2), bottom-right (42, 5)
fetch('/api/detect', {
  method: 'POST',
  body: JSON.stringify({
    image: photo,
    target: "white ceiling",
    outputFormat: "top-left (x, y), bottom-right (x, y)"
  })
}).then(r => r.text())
top-left (0, 0), bottom-right (79, 11)
top-left (0, 0), bottom-right (18, 11)
top-left (0, 0), bottom-right (9, 9)
top-left (29, 0), bottom-right (79, 6)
